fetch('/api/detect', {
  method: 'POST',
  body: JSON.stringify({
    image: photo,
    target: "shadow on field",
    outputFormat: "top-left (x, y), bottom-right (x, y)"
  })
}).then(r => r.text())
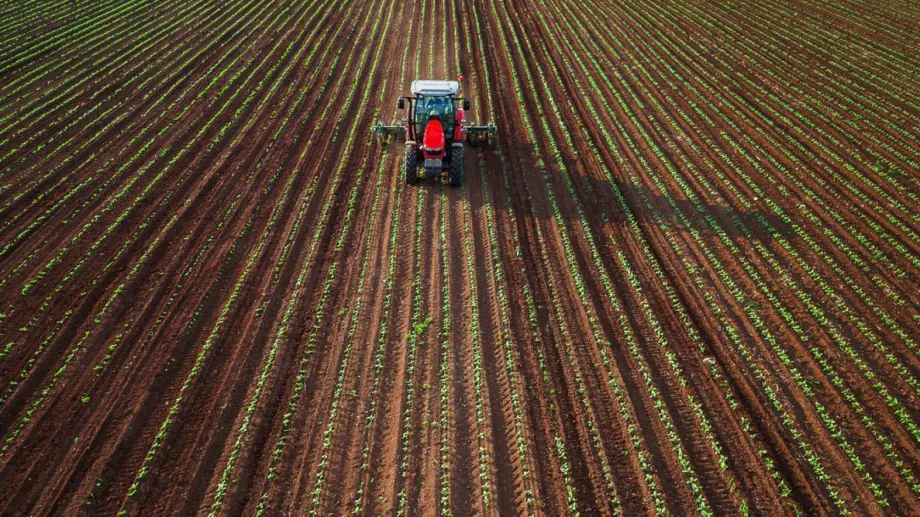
top-left (461, 145), bottom-right (797, 244)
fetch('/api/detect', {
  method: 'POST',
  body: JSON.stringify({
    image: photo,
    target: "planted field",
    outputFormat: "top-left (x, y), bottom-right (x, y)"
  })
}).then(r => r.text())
top-left (1, 0), bottom-right (919, 514)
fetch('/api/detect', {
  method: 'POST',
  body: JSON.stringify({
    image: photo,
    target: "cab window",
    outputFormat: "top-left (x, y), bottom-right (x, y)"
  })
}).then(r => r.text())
top-left (415, 96), bottom-right (455, 132)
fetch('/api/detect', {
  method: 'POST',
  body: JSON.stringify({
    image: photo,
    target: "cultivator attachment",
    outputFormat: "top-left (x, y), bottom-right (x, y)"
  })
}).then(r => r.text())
top-left (371, 121), bottom-right (406, 141)
top-left (463, 121), bottom-right (497, 147)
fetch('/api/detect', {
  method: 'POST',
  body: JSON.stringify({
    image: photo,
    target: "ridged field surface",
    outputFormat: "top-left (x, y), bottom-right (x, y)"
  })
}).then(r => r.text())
top-left (1, 0), bottom-right (919, 514)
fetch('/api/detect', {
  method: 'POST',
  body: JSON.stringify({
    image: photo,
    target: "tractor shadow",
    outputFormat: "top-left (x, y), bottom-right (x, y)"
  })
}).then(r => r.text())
top-left (466, 146), bottom-right (797, 245)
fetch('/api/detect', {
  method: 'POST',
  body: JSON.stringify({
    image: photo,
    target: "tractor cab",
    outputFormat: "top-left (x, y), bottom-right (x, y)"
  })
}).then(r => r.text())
top-left (409, 80), bottom-right (463, 145)
top-left (415, 95), bottom-right (455, 133)
top-left (371, 78), bottom-right (497, 187)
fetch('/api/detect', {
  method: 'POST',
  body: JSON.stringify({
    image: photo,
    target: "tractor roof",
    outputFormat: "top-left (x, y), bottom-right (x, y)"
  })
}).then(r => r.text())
top-left (410, 80), bottom-right (460, 96)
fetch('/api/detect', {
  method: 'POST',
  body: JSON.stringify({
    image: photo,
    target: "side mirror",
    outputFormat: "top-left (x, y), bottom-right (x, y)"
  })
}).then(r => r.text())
top-left (463, 100), bottom-right (471, 110)
top-left (397, 98), bottom-right (405, 110)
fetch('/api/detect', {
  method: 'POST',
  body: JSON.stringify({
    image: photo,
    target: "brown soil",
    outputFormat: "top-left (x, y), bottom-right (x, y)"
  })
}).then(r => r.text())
top-left (1, 0), bottom-right (919, 515)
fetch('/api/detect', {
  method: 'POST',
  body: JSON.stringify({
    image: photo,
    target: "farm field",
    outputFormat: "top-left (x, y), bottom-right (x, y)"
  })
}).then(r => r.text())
top-left (1, 0), bottom-right (919, 514)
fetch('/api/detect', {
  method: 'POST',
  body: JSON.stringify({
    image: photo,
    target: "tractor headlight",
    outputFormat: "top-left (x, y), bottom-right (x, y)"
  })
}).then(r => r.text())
top-left (426, 146), bottom-right (443, 153)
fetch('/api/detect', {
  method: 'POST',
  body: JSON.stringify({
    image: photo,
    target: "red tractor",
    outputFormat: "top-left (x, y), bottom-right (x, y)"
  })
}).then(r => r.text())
top-left (372, 79), bottom-right (496, 186)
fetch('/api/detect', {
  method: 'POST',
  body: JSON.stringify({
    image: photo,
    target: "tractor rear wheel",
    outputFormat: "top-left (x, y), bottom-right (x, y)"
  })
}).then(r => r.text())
top-left (405, 143), bottom-right (419, 185)
top-left (450, 144), bottom-right (464, 187)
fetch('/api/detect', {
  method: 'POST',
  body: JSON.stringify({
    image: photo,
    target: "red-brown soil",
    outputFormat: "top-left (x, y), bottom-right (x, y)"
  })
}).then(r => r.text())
top-left (1, 0), bottom-right (919, 514)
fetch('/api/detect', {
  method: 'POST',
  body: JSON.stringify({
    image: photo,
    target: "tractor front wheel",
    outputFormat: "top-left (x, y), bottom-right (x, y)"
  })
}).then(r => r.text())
top-left (405, 143), bottom-right (419, 185)
top-left (450, 144), bottom-right (464, 187)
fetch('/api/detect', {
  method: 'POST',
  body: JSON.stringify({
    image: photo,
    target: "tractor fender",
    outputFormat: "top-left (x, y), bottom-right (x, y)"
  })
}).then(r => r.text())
top-left (454, 108), bottom-right (464, 140)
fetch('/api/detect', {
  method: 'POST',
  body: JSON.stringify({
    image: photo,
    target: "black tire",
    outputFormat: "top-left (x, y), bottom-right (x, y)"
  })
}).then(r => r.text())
top-left (450, 144), bottom-right (464, 186)
top-left (405, 143), bottom-right (419, 185)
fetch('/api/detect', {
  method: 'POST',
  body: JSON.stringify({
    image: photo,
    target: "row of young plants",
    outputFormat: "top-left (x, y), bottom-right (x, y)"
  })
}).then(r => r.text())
top-left (612, 0), bottom-right (920, 426)
top-left (0, 1), bottom-right (233, 214)
top-left (257, 4), bottom-right (392, 492)
top-left (436, 184), bottom-right (454, 514)
top-left (464, 2), bottom-right (614, 514)
top-left (437, 5), bottom-right (458, 512)
top-left (662, 0), bottom-right (920, 239)
top-left (0, 0), bottom-right (94, 44)
top-left (596, 0), bottom-right (920, 398)
top-left (743, 0), bottom-right (920, 116)
top-left (502, 0), bottom-right (726, 512)
top-left (642, 0), bottom-right (920, 200)
top-left (150, 0), bottom-right (385, 510)
top-left (492, 0), bottom-right (748, 513)
top-left (0, 0), bottom-right (215, 156)
top-left (395, 10), bottom-right (438, 512)
top-left (104, 0), bottom-right (364, 501)
top-left (394, 187), bottom-right (432, 516)
top-left (2, 0), bottom-right (295, 297)
top-left (0, 0), bottom-right (315, 415)
top-left (0, 0), bottom-right (321, 413)
top-left (79, 0), bottom-right (350, 472)
top-left (344, 154), bottom-right (408, 517)
top-left (460, 21), bottom-right (604, 509)
top-left (622, 0), bottom-right (920, 352)
top-left (0, 0), bottom-right (132, 74)
top-left (0, 0), bottom-right (207, 211)
top-left (536, 0), bottom-right (860, 510)
top-left (459, 175), bottom-right (500, 512)
top-left (754, 0), bottom-right (920, 103)
top-left (52, 199), bottom-right (243, 504)
top-left (341, 2), bottom-right (425, 512)
top-left (555, 3), bottom-right (855, 506)
top-left (653, 0), bottom-right (920, 234)
top-left (564, 0), bottom-right (916, 508)
top-left (530, 3), bottom-right (755, 511)
top-left (238, 3), bottom-right (399, 513)
top-left (457, 4), bottom-right (542, 511)
top-left (435, 9), bottom-right (500, 508)
top-left (0, 0), bottom-right (123, 52)
top-left (10, 174), bottom-right (253, 503)
top-left (628, 0), bottom-right (909, 392)
top-left (308, 157), bottom-right (388, 514)
top-left (488, 2), bottom-right (684, 514)
top-left (0, 0), bottom-right (284, 264)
